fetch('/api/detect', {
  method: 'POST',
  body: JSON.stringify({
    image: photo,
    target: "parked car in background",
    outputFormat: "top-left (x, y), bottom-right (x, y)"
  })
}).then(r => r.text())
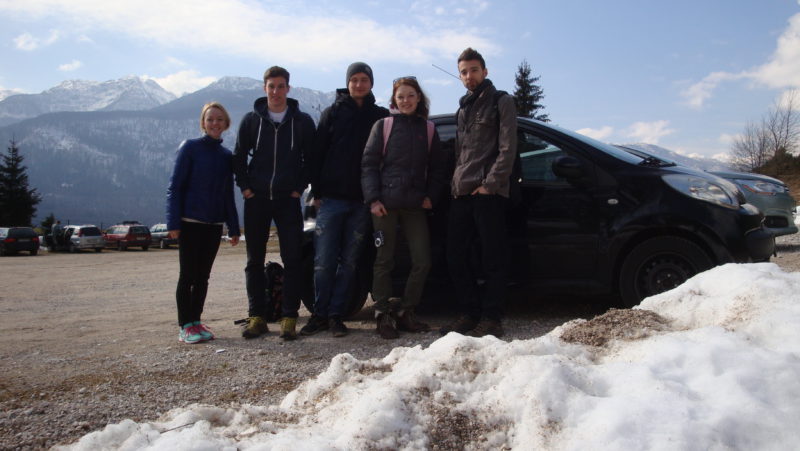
top-left (299, 115), bottom-right (776, 315)
top-left (104, 222), bottom-right (151, 251)
top-left (150, 223), bottom-right (177, 249)
top-left (710, 171), bottom-right (798, 237)
top-left (0, 227), bottom-right (40, 256)
top-left (46, 224), bottom-right (105, 252)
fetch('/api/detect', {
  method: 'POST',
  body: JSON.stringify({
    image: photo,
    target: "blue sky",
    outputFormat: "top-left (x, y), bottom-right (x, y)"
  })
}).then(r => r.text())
top-left (1, 0), bottom-right (799, 159)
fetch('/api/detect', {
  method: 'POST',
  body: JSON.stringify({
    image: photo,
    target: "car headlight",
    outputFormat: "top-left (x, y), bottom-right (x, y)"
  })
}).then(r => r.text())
top-left (662, 174), bottom-right (738, 209)
top-left (734, 179), bottom-right (785, 195)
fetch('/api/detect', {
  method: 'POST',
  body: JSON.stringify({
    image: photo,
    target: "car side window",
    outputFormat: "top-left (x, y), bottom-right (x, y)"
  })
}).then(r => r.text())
top-left (519, 130), bottom-right (568, 184)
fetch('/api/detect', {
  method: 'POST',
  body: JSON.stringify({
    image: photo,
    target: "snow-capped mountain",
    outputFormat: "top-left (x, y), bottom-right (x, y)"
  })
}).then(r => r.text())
top-left (0, 77), bottom-right (335, 226)
top-left (0, 76), bottom-right (176, 126)
top-left (617, 143), bottom-right (732, 172)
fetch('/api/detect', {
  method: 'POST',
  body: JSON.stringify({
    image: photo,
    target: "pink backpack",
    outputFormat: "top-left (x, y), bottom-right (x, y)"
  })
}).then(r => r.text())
top-left (381, 117), bottom-right (435, 156)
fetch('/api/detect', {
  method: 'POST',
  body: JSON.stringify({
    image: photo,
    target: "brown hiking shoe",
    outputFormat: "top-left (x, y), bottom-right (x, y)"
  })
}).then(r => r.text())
top-left (467, 319), bottom-right (504, 338)
top-left (279, 317), bottom-right (297, 341)
top-left (395, 310), bottom-right (429, 333)
top-left (241, 316), bottom-right (268, 339)
top-left (439, 315), bottom-right (479, 336)
top-left (376, 312), bottom-right (399, 339)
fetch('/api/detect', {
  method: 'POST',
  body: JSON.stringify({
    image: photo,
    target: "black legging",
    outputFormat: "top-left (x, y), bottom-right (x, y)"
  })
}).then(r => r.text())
top-left (176, 221), bottom-right (222, 326)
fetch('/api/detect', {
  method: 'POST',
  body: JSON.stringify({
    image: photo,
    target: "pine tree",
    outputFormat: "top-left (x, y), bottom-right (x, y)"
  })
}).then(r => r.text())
top-left (513, 59), bottom-right (549, 122)
top-left (0, 139), bottom-right (41, 226)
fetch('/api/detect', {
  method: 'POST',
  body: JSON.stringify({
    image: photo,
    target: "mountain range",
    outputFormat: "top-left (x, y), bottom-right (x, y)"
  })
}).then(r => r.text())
top-left (0, 76), bottom-right (335, 228)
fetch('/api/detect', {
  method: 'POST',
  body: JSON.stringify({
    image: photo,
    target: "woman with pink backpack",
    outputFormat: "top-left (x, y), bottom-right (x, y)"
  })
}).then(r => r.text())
top-left (361, 77), bottom-right (447, 339)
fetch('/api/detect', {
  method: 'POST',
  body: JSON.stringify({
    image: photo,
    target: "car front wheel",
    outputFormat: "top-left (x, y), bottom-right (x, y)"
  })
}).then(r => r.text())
top-left (619, 236), bottom-right (713, 308)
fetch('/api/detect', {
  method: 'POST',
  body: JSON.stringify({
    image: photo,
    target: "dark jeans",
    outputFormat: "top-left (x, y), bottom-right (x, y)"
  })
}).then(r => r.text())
top-left (244, 196), bottom-right (303, 319)
top-left (371, 208), bottom-right (431, 313)
top-left (446, 194), bottom-right (508, 321)
top-left (313, 198), bottom-right (370, 318)
top-left (176, 221), bottom-right (222, 326)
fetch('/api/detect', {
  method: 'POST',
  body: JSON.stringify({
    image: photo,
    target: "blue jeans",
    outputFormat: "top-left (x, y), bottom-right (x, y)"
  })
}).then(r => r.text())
top-left (313, 198), bottom-right (370, 318)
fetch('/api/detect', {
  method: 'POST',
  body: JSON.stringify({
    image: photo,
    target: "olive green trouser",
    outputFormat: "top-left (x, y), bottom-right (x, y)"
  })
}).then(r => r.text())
top-left (371, 208), bottom-right (431, 314)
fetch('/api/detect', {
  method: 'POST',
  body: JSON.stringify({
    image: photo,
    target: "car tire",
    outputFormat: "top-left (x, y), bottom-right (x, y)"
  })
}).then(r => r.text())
top-left (143, 246), bottom-right (149, 251)
top-left (619, 236), bottom-right (713, 308)
top-left (95, 248), bottom-right (102, 253)
top-left (118, 242), bottom-right (126, 251)
top-left (0, 247), bottom-right (5, 256)
top-left (69, 243), bottom-right (77, 253)
top-left (31, 249), bottom-right (38, 256)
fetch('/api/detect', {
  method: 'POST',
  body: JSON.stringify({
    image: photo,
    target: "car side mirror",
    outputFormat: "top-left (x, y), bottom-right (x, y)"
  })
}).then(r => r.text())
top-left (552, 156), bottom-right (583, 179)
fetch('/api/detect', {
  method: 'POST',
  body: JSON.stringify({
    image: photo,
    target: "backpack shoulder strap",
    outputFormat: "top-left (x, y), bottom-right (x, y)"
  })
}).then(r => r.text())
top-left (382, 117), bottom-right (394, 156)
top-left (426, 120), bottom-right (434, 153)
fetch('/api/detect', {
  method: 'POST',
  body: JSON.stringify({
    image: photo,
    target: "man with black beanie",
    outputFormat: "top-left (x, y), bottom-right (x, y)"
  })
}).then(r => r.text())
top-left (302, 62), bottom-right (389, 337)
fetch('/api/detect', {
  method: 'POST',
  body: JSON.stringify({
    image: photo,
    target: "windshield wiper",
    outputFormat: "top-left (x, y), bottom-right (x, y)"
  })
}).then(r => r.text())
top-left (638, 156), bottom-right (674, 167)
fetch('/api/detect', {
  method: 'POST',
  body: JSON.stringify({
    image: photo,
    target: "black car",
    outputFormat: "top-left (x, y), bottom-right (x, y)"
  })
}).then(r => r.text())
top-left (299, 115), bottom-right (775, 315)
top-left (0, 227), bottom-right (40, 256)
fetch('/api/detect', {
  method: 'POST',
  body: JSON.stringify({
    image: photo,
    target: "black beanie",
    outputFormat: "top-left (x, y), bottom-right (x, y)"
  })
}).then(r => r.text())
top-left (346, 62), bottom-right (374, 86)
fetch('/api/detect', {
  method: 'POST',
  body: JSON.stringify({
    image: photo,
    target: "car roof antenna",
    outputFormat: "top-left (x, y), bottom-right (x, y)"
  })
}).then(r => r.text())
top-left (432, 64), bottom-right (460, 80)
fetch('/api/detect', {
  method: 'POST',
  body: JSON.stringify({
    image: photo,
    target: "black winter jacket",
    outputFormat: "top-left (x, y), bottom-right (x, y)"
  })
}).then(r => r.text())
top-left (232, 97), bottom-right (316, 199)
top-left (311, 89), bottom-right (389, 201)
top-left (361, 114), bottom-right (447, 210)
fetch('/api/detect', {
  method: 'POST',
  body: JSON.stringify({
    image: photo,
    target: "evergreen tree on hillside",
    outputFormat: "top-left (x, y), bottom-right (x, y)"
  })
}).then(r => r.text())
top-left (0, 139), bottom-right (41, 226)
top-left (513, 59), bottom-right (549, 122)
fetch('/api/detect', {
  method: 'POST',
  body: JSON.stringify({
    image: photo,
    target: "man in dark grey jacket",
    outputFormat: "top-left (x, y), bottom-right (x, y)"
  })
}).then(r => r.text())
top-left (440, 47), bottom-right (517, 338)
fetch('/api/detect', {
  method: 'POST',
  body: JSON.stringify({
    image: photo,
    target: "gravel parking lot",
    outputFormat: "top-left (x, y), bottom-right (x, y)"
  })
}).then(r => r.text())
top-left (1, 233), bottom-right (798, 449)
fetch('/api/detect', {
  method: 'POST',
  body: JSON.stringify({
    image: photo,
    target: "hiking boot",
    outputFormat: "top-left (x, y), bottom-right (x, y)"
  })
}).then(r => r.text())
top-left (376, 312), bottom-right (399, 339)
top-left (279, 317), bottom-right (298, 341)
top-left (394, 310), bottom-right (429, 333)
top-left (467, 319), bottom-right (505, 338)
top-left (329, 316), bottom-right (348, 337)
top-left (241, 316), bottom-right (268, 339)
top-left (194, 321), bottom-right (214, 341)
top-left (179, 323), bottom-right (204, 344)
top-left (300, 315), bottom-right (329, 336)
top-left (439, 315), bottom-right (479, 336)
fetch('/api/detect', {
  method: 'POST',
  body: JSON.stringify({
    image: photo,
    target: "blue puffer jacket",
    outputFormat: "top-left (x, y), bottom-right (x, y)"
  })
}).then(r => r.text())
top-left (166, 135), bottom-right (241, 236)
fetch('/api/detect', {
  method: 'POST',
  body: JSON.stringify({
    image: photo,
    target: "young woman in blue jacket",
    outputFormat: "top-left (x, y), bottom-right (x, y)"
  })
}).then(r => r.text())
top-left (166, 102), bottom-right (241, 344)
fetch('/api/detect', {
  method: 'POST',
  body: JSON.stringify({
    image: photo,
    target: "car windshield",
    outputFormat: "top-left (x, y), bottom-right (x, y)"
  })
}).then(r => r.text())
top-left (9, 227), bottom-right (37, 238)
top-left (81, 227), bottom-right (102, 236)
top-left (523, 119), bottom-right (646, 165)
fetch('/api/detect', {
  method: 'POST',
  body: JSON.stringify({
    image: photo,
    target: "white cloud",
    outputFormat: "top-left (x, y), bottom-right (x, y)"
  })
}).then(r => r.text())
top-left (12, 29), bottom-right (59, 51)
top-left (681, 71), bottom-right (746, 109)
top-left (718, 132), bottom-right (739, 146)
top-left (576, 126), bottom-right (614, 140)
top-left (58, 59), bottom-right (83, 71)
top-left (682, 11), bottom-right (800, 108)
top-left (144, 70), bottom-right (217, 96)
top-left (626, 120), bottom-right (674, 144)
top-left (0, 1), bottom-right (497, 66)
top-left (751, 12), bottom-right (800, 89)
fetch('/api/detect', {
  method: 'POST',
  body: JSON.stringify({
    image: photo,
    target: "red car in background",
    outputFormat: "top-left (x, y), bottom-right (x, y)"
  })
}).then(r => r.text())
top-left (103, 222), bottom-right (151, 251)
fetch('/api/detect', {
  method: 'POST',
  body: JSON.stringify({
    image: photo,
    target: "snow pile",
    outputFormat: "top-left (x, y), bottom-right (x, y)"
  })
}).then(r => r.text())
top-left (58, 263), bottom-right (800, 450)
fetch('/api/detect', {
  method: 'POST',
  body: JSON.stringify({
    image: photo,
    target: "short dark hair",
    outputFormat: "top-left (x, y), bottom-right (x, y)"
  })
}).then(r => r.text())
top-left (263, 66), bottom-right (290, 85)
top-left (457, 47), bottom-right (485, 69)
top-left (390, 77), bottom-right (430, 119)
